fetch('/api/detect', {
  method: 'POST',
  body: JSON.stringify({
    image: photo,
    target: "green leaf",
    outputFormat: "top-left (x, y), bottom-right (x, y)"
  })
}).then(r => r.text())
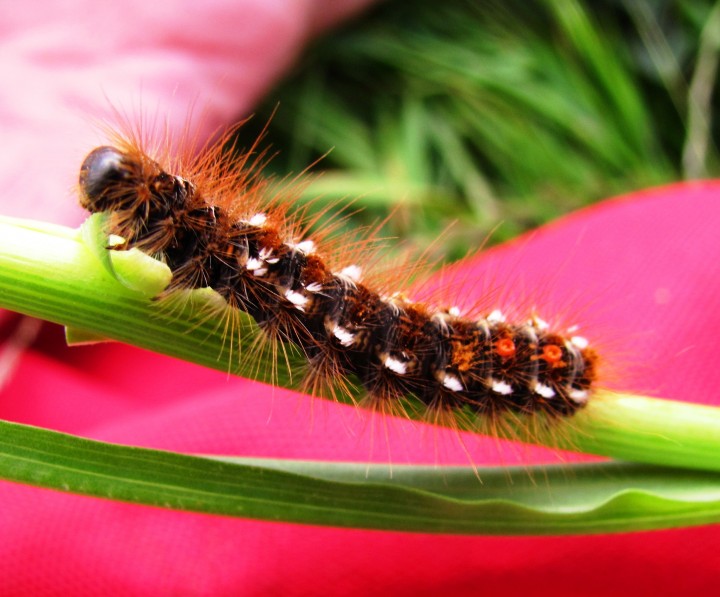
top-left (2, 419), bottom-right (720, 535)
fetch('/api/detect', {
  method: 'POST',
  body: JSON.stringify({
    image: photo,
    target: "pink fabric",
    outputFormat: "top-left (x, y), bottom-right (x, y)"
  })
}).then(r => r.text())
top-left (0, 0), bottom-right (374, 225)
top-left (2, 1), bottom-right (720, 594)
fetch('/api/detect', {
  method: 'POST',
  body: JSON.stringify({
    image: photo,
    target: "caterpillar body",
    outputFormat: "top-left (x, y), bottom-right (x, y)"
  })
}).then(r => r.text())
top-left (78, 131), bottom-right (598, 421)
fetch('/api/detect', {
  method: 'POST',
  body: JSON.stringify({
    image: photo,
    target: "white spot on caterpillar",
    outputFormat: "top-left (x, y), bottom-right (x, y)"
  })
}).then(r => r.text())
top-left (569, 389), bottom-right (589, 404)
top-left (285, 289), bottom-right (308, 311)
top-left (248, 213), bottom-right (267, 227)
top-left (431, 312), bottom-right (451, 332)
top-left (332, 325), bottom-right (356, 347)
top-left (293, 240), bottom-right (315, 255)
top-left (519, 324), bottom-right (539, 344)
top-left (340, 265), bottom-right (362, 283)
top-left (476, 320), bottom-right (490, 336)
top-left (305, 282), bottom-right (323, 293)
top-left (107, 234), bottom-right (125, 248)
top-left (385, 291), bottom-right (413, 307)
top-left (491, 379), bottom-right (513, 395)
top-left (259, 247), bottom-right (276, 263)
top-left (441, 373), bottom-right (463, 392)
top-left (386, 301), bottom-right (401, 317)
top-left (448, 306), bottom-right (461, 317)
top-left (382, 354), bottom-right (407, 375)
top-left (487, 309), bottom-right (506, 324)
top-left (570, 336), bottom-right (589, 350)
top-left (531, 315), bottom-right (549, 331)
top-left (244, 249), bottom-right (271, 277)
top-left (534, 383), bottom-right (556, 399)
top-left (246, 257), bottom-right (263, 270)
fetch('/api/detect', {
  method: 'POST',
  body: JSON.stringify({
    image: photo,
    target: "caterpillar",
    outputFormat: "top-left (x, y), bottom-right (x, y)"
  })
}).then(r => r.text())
top-left (77, 126), bottom-right (599, 423)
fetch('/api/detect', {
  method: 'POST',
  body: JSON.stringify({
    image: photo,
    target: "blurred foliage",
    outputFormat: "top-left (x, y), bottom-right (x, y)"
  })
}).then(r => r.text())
top-left (237, 0), bottom-right (720, 260)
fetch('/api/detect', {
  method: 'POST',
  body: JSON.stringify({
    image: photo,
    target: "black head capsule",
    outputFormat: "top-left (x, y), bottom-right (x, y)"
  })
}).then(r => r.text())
top-left (78, 146), bottom-right (133, 213)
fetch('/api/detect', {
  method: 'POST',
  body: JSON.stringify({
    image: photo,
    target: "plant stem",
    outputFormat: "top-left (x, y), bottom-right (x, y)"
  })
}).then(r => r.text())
top-left (1, 215), bottom-right (719, 472)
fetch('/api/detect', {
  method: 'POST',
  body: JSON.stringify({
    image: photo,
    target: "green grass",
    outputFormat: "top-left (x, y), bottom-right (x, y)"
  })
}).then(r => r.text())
top-left (237, 0), bottom-right (718, 260)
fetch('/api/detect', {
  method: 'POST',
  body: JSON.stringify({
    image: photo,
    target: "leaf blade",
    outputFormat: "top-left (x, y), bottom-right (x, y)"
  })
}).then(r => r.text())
top-left (3, 419), bottom-right (720, 535)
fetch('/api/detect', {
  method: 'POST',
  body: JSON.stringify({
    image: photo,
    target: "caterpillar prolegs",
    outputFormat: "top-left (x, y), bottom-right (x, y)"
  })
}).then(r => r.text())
top-left (78, 129), bottom-right (599, 422)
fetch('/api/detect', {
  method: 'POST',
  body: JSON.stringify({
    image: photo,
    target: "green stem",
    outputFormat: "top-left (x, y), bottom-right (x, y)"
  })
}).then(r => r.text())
top-left (557, 393), bottom-right (720, 472)
top-left (0, 215), bottom-right (300, 385)
top-left (1, 215), bottom-right (719, 473)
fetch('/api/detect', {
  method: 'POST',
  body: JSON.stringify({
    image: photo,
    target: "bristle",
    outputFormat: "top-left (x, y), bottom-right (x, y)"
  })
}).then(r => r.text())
top-left (77, 125), bottom-right (600, 425)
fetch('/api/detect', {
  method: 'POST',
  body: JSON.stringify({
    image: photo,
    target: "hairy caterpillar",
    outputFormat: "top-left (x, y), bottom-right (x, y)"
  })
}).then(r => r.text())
top-left (77, 125), bottom-right (599, 425)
